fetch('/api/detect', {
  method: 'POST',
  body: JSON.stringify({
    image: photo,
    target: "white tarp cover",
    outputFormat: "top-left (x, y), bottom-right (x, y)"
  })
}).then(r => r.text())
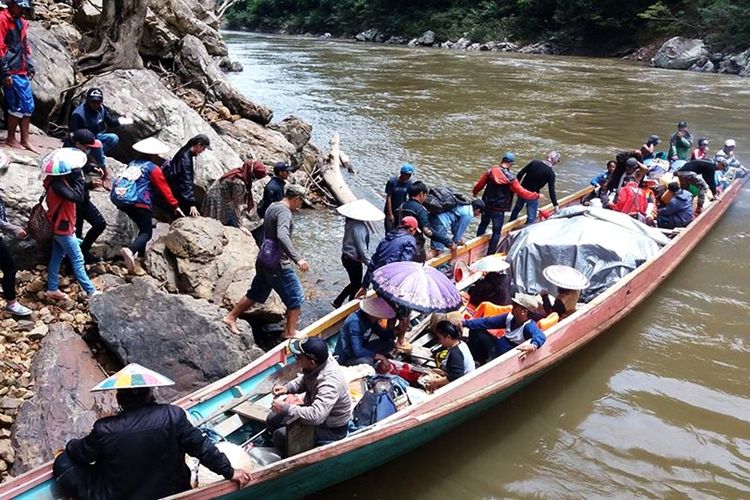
top-left (508, 207), bottom-right (667, 302)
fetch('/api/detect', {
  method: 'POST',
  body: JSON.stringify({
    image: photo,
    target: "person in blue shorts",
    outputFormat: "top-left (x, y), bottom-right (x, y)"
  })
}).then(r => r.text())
top-left (0, 0), bottom-right (36, 152)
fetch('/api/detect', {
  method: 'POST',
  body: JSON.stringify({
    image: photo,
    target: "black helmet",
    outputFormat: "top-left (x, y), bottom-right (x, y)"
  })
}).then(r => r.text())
top-left (677, 120), bottom-right (688, 129)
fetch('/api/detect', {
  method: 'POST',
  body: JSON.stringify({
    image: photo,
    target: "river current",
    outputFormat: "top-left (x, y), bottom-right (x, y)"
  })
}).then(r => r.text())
top-left (224, 32), bottom-right (750, 498)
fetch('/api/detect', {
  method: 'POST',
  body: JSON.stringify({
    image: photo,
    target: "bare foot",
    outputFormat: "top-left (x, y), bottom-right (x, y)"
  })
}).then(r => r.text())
top-left (222, 316), bottom-right (241, 334)
top-left (21, 142), bottom-right (39, 154)
top-left (280, 330), bottom-right (304, 340)
top-left (5, 139), bottom-right (21, 149)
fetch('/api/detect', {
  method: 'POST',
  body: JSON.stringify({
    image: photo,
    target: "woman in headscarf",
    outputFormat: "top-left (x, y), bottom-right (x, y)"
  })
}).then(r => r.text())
top-left (202, 160), bottom-right (268, 227)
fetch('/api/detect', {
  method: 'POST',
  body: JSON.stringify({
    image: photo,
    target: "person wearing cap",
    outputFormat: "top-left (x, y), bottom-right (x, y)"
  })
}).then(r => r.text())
top-left (608, 174), bottom-right (653, 223)
top-left (690, 137), bottom-right (710, 161)
top-left (356, 215), bottom-right (418, 298)
top-left (398, 181), bottom-right (455, 262)
top-left (53, 364), bottom-right (251, 498)
top-left (603, 155), bottom-right (648, 201)
top-left (112, 138), bottom-right (184, 272)
top-left (334, 295), bottom-right (399, 366)
top-left (0, 194), bottom-right (32, 316)
top-left (462, 293), bottom-right (547, 364)
top-left (332, 199), bottom-right (382, 309)
top-left (640, 135), bottom-right (661, 161)
top-left (384, 163), bottom-right (414, 232)
top-left (268, 337), bottom-right (352, 457)
top-left (714, 139), bottom-right (747, 172)
top-left (473, 152), bottom-right (540, 255)
top-left (509, 151), bottom-right (560, 224)
top-left (253, 161), bottom-right (290, 244)
top-left (668, 120), bottom-right (693, 161)
top-left (42, 149), bottom-right (98, 299)
top-left (202, 159), bottom-right (268, 227)
top-left (0, 0), bottom-right (36, 153)
top-left (657, 178), bottom-right (693, 229)
top-left (70, 129), bottom-right (108, 263)
top-left (427, 198), bottom-right (484, 259)
top-left (224, 184), bottom-right (310, 339)
top-left (69, 88), bottom-right (124, 168)
top-left (163, 134), bottom-right (211, 217)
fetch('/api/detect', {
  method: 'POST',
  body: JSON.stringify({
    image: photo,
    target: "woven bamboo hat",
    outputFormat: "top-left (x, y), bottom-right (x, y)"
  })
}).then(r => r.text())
top-left (132, 137), bottom-right (171, 156)
top-left (336, 199), bottom-right (385, 222)
top-left (360, 295), bottom-right (396, 319)
top-left (543, 265), bottom-right (590, 291)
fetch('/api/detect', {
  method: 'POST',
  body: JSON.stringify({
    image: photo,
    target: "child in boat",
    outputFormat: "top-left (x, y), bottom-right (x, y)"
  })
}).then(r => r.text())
top-left (590, 160), bottom-right (616, 194)
top-left (462, 293), bottom-right (546, 365)
top-left (423, 321), bottom-right (475, 392)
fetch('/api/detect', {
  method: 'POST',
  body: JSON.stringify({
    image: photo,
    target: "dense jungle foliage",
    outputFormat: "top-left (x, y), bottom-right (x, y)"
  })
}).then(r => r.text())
top-left (225, 0), bottom-right (750, 53)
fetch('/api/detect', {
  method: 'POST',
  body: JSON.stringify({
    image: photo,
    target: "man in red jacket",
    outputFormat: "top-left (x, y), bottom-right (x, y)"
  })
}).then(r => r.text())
top-left (473, 152), bottom-right (540, 255)
top-left (0, 0), bottom-right (36, 152)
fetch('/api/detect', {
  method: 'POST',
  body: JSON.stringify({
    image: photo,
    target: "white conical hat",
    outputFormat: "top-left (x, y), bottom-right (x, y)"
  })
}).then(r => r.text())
top-left (336, 199), bottom-right (385, 222)
top-left (132, 137), bottom-right (171, 155)
top-left (90, 363), bottom-right (175, 392)
top-left (543, 265), bottom-right (590, 291)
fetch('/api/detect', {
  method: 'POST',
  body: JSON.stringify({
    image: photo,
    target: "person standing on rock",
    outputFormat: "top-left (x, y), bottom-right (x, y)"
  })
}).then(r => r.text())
top-left (0, 194), bottom-right (32, 316)
top-left (202, 159), bottom-right (268, 228)
top-left (252, 161), bottom-right (290, 245)
top-left (163, 134), bottom-right (211, 217)
top-left (111, 138), bottom-right (184, 272)
top-left (331, 199), bottom-right (383, 309)
top-left (0, 0), bottom-right (36, 153)
top-left (53, 363), bottom-right (251, 498)
top-left (41, 148), bottom-right (98, 300)
top-left (224, 184), bottom-right (309, 339)
top-left (70, 129), bottom-right (108, 263)
top-left (68, 87), bottom-right (128, 169)
top-left (383, 163), bottom-right (414, 232)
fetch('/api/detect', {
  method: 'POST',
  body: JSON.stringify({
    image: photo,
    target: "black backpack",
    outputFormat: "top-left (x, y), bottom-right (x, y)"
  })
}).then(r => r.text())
top-left (423, 187), bottom-right (469, 215)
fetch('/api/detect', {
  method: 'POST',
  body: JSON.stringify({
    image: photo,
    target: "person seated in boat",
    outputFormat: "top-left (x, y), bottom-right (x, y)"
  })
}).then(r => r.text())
top-left (423, 321), bottom-right (476, 392)
top-left (608, 175), bottom-right (654, 225)
top-left (269, 337), bottom-right (352, 457)
top-left (461, 293), bottom-right (546, 365)
top-left (640, 135), bottom-right (661, 161)
top-left (355, 216), bottom-right (418, 298)
top-left (690, 137), bottom-right (710, 161)
top-left (539, 265), bottom-right (590, 319)
top-left (714, 139), bottom-right (748, 178)
top-left (677, 158), bottom-right (718, 195)
top-left (467, 270), bottom-right (512, 307)
top-left (334, 295), bottom-right (399, 367)
top-left (590, 160), bottom-right (616, 195)
top-left (53, 364), bottom-right (251, 499)
top-left (673, 170), bottom-right (710, 215)
top-left (657, 179), bottom-right (694, 229)
top-left (668, 120), bottom-right (693, 161)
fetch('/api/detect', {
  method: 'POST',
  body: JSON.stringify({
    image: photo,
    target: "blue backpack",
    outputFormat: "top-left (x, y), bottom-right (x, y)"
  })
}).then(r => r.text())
top-left (110, 161), bottom-right (150, 208)
top-left (352, 375), bottom-right (410, 428)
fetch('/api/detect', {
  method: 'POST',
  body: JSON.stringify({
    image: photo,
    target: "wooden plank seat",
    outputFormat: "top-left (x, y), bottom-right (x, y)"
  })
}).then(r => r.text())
top-left (232, 402), bottom-right (272, 423)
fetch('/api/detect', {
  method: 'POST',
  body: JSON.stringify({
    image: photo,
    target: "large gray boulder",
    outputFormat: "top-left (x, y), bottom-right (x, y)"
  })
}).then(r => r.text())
top-left (175, 35), bottom-right (272, 125)
top-left (417, 30), bottom-right (436, 46)
top-left (90, 278), bottom-right (264, 400)
top-left (10, 324), bottom-right (118, 474)
top-left (85, 69), bottom-right (243, 193)
top-left (27, 22), bottom-right (76, 128)
top-left (145, 0), bottom-right (227, 57)
top-left (267, 116), bottom-right (312, 152)
top-left (144, 217), bottom-right (286, 321)
top-left (212, 118), bottom-right (297, 167)
top-left (652, 37), bottom-right (708, 70)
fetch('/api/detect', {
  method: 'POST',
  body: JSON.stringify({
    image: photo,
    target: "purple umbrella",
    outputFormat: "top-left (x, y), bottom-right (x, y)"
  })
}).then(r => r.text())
top-left (372, 261), bottom-right (462, 313)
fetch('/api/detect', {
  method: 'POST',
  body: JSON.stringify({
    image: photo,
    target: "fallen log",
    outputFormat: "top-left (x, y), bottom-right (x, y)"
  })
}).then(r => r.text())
top-left (319, 132), bottom-right (356, 205)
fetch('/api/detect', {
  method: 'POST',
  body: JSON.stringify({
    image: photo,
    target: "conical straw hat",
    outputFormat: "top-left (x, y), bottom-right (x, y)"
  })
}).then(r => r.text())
top-left (360, 295), bottom-right (396, 319)
top-left (91, 363), bottom-right (176, 392)
top-left (336, 199), bottom-right (385, 222)
top-left (542, 265), bottom-right (590, 291)
top-left (132, 137), bottom-right (171, 155)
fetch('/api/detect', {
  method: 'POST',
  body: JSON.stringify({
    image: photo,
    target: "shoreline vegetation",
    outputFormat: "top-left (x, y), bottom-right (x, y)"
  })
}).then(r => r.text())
top-left (224, 0), bottom-right (750, 75)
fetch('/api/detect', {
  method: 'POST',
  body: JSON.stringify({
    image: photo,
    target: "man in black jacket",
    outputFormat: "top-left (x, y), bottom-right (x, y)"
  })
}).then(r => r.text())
top-left (509, 151), bottom-right (560, 224)
top-left (53, 364), bottom-right (251, 499)
top-left (252, 161), bottom-right (290, 245)
top-left (397, 181), bottom-right (454, 262)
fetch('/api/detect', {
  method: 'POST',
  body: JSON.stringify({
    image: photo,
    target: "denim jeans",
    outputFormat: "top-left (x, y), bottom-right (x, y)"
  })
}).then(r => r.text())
top-left (476, 208), bottom-right (505, 255)
top-left (509, 197), bottom-right (540, 224)
top-left (430, 205), bottom-right (473, 251)
top-left (246, 265), bottom-right (304, 309)
top-left (48, 234), bottom-right (96, 295)
top-left (92, 132), bottom-right (119, 167)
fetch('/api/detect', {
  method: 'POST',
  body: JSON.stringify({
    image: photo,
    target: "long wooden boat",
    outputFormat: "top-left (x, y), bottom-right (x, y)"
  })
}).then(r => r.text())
top-left (3, 180), bottom-right (745, 499)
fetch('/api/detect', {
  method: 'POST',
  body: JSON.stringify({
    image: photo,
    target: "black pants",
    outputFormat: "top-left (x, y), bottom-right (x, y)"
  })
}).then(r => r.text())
top-left (119, 205), bottom-right (153, 256)
top-left (266, 410), bottom-right (348, 458)
top-left (0, 238), bottom-right (17, 301)
top-left (53, 451), bottom-right (92, 499)
top-left (251, 225), bottom-right (264, 248)
top-left (333, 254), bottom-right (363, 307)
top-left (75, 199), bottom-right (107, 256)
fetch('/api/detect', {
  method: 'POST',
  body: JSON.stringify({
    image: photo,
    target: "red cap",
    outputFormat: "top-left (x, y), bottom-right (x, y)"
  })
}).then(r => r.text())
top-left (400, 216), bottom-right (420, 232)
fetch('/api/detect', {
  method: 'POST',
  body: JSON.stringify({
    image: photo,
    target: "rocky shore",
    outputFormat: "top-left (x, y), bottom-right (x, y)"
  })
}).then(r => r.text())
top-left (0, 0), bottom-right (356, 482)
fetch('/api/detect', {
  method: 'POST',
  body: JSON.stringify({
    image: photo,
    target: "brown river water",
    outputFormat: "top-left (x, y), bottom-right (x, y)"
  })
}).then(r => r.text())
top-left (224, 32), bottom-right (750, 498)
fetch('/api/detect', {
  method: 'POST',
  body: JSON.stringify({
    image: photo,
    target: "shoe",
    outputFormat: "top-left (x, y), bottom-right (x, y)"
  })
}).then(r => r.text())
top-left (89, 290), bottom-right (103, 298)
top-left (46, 290), bottom-right (69, 301)
top-left (120, 247), bottom-right (136, 272)
top-left (5, 301), bottom-right (32, 317)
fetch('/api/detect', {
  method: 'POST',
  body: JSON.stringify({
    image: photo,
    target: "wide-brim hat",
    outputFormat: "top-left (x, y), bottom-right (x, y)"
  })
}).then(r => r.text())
top-left (336, 199), bottom-right (385, 222)
top-left (360, 295), bottom-right (396, 319)
top-left (132, 137), bottom-right (171, 156)
top-left (471, 254), bottom-right (510, 273)
top-left (91, 363), bottom-right (175, 392)
top-left (39, 148), bottom-right (88, 176)
top-left (511, 293), bottom-right (542, 311)
top-left (542, 265), bottom-right (590, 291)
